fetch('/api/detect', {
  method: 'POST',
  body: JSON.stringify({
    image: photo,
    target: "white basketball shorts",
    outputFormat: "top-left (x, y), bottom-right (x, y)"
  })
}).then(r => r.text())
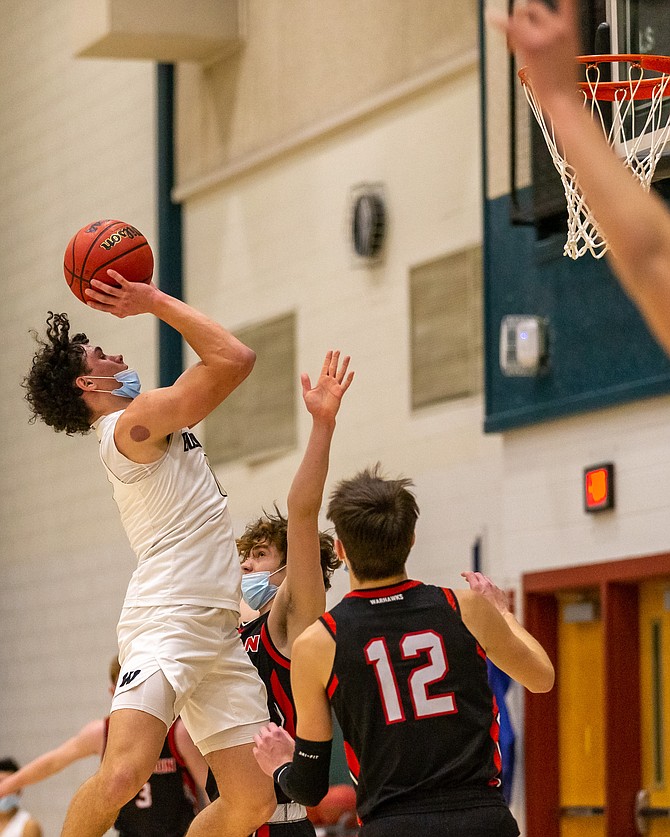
top-left (112, 605), bottom-right (269, 754)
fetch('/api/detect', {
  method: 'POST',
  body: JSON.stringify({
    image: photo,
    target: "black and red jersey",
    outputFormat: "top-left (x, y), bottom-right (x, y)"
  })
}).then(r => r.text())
top-left (104, 718), bottom-right (198, 837)
top-left (240, 612), bottom-right (297, 806)
top-left (321, 579), bottom-right (504, 823)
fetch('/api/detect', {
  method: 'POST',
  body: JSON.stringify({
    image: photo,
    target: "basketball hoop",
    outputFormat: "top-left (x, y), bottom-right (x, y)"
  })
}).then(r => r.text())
top-left (519, 54), bottom-right (670, 259)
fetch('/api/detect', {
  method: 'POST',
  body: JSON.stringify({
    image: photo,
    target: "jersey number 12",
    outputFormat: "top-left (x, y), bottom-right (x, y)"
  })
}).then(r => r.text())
top-left (365, 630), bottom-right (457, 724)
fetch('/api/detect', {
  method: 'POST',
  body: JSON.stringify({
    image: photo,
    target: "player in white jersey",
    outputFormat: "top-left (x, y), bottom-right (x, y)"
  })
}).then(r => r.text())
top-left (23, 271), bottom-right (275, 837)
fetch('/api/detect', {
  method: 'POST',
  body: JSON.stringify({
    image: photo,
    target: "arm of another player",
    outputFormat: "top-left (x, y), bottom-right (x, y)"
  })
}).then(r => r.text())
top-left (85, 273), bottom-right (255, 453)
top-left (0, 719), bottom-right (105, 796)
top-left (173, 719), bottom-right (210, 808)
top-left (21, 817), bottom-right (43, 837)
top-left (270, 351), bottom-right (354, 653)
top-left (492, 0), bottom-right (670, 356)
top-left (456, 572), bottom-right (554, 693)
top-left (253, 621), bottom-right (335, 806)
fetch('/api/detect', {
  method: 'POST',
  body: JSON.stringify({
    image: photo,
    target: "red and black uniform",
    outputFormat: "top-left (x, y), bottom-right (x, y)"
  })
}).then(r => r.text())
top-left (103, 718), bottom-right (198, 837)
top-left (321, 579), bottom-right (519, 836)
top-left (239, 613), bottom-right (316, 837)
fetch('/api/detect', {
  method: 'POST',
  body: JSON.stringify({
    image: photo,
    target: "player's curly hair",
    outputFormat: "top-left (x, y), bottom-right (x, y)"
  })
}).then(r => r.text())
top-left (23, 312), bottom-right (93, 435)
top-left (237, 504), bottom-right (340, 591)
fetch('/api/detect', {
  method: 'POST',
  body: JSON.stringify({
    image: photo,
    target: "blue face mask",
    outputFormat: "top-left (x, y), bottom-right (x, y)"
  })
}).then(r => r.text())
top-left (0, 794), bottom-right (20, 812)
top-left (87, 369), bottom-right (142, 400)
top-left (241, 569), bottom-right (283, 611)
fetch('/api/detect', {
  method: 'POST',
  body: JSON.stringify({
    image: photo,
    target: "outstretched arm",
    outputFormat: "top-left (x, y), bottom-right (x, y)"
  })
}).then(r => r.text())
top-left (83, 272), bottom-right (255, 459)
top-left (457, 572), bottom-right (554, 693)
top-left (269, 351), bottom-right (354, 654)
top-left (0, 719), bottom-right (105, 796)
top-left (492, 0), bottom-right (670, 355)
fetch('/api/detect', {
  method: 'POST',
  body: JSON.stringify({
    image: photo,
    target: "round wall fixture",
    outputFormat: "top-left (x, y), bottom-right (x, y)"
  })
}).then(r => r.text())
top-left (351, 192), bottom-right (386, 259)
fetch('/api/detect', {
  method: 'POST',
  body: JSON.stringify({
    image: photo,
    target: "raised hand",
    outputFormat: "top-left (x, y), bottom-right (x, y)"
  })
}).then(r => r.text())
top-left (461, 571), bottom-right (511, 616)
top-left (489, 0), bottom-right (580, 109)
top-left (301, 350), bottom-right (354, 424)
top-left (84, 269), bottom-right (159, 319)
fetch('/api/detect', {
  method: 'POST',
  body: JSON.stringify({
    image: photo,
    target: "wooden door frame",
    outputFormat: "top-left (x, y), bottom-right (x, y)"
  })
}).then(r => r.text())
top-left (524, 551), bottom-right (670, 837)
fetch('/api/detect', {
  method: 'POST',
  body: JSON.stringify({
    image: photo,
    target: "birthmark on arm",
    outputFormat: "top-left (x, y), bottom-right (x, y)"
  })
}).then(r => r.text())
top-left (130, 424), bottom-right (151, 442)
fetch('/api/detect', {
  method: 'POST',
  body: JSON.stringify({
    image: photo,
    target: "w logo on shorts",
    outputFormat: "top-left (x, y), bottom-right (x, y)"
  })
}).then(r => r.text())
top-left (120, 669), bottom-right (141, 688)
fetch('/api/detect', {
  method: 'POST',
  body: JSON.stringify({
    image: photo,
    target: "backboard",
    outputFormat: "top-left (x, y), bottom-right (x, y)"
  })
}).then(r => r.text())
top-left (606, 0), bottom-right (670, 164)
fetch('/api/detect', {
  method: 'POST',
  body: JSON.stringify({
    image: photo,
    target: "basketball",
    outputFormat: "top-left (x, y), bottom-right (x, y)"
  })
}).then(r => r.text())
top-left (63, 219), bottom-right (154, 304)
top-left (306, 784), bottom-right (357, 827)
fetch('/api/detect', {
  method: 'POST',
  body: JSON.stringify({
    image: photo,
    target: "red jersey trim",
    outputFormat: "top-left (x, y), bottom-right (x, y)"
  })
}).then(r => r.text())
top-left (270, 669), bottom-right (296, 738)
top-left (440, 587), bottom-right (458, 611)
top-left (343, 740), bottom-right (360, 782)
top-left (260, 622), bottom-right (290, 670)
top-left (321, 612), bottom-right (337, 637)
top-left (326, 673), bottom-right (339, 700)
top-left (344, 579), bottom-right (422, 599)
top-left (168, 723), bottom-right (186, 768)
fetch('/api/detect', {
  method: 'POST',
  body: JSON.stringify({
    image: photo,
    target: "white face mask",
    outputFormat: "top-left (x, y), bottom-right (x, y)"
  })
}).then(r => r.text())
top-left (241, 568), bottom-right (283, 611)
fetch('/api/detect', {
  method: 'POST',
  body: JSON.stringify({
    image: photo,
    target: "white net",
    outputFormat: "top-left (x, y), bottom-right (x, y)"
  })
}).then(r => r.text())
top-left (521, 57), bottom-right (670, 259)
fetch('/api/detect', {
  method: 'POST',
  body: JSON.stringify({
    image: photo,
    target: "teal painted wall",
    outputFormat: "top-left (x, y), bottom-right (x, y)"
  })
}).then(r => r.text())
top-left (483, 185), bottom-right (670, 433)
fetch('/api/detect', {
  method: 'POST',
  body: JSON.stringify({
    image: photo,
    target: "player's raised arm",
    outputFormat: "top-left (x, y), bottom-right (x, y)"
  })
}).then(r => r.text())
top-left (83, 271), bottom-right (255, 455)
top-left (269, 351), bottom-right (354, 650)
top-left (491, 0), bottom-right (670, 356)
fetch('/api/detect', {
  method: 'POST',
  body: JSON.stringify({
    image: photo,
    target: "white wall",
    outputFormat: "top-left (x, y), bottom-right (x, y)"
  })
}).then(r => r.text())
top-left (0, 2), bottom-right (156, 834)
top-left (183, 67), bottom-right (494, 587)
top-left (502, 395), bottom-right (670, 568)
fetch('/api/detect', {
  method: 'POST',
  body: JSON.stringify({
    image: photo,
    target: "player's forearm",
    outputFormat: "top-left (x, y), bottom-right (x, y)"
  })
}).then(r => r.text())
top-left (547, 96), bottom-right (664, 246)
top-left (273, 736), bottom-right (332, 808)
top-left (502, 612), bottom-right (555, 692)
top-left (149, 290), bottom-right (256, 373)
top-left (536, 93), bottom-right (670, 353)
top-left (2, 753), bottom-right (64, 791)
top-left (287, 419), bottom-right (336, 518)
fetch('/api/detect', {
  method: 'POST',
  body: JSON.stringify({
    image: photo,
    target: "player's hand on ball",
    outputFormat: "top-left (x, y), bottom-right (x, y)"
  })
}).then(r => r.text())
top-left (85, 270), bottom-right (158, 318)
top-left (253, 722), bottom-right (296, 777)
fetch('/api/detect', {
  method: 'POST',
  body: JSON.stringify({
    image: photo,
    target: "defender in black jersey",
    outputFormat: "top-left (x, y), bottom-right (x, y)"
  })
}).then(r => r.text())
top-left (209, 351), bottom-right (354, 837)
top-left (253, 466), bottom-right (555, 837)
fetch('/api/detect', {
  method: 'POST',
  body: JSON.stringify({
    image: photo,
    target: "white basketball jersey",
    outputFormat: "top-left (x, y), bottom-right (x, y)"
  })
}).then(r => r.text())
top-left (95, 411), bottom-right (241, 610)
top-left (2, 810), bottom-right (31, 837)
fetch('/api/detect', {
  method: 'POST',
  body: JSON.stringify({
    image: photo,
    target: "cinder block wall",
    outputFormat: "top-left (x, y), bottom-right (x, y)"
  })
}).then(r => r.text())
top-left (0, 2), bottom-right (156, 833)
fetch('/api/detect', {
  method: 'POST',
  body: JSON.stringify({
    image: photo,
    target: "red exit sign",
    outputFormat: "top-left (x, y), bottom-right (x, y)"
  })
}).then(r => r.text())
top-left (584, 463), bottom-right (615, 513)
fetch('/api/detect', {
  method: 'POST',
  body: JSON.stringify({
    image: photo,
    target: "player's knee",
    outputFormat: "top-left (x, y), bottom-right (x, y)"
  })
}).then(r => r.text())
top-left (235, 781), bottom-right (276, 827)
top-left (98, 762), bottom-right (150, 808)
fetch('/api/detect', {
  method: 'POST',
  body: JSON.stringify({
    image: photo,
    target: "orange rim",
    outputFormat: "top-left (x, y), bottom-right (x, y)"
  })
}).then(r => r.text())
top-left (519, 54), bottom-right (670, 102)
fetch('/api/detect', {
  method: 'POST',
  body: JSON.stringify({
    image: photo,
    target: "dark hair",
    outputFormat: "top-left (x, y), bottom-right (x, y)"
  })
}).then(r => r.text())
top-left (326, 463), bottom-right (419, 581)
top-left (237, 505), bottom-right (339, 591)
top-left (0, 758), bottom-right (20, 773)
top-left (23, 312), bottom-right (92, 435)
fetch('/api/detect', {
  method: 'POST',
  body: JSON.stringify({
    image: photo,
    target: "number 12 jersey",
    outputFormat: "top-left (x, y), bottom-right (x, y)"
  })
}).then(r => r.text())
top-left (320, 579), bottom-right (504, 824)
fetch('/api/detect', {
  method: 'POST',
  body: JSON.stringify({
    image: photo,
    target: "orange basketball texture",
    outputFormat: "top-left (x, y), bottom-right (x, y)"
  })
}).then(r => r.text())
top-left (306, 784), bottom-right (357, 826)
top-left (63, 219), bottom-right (154, 304)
